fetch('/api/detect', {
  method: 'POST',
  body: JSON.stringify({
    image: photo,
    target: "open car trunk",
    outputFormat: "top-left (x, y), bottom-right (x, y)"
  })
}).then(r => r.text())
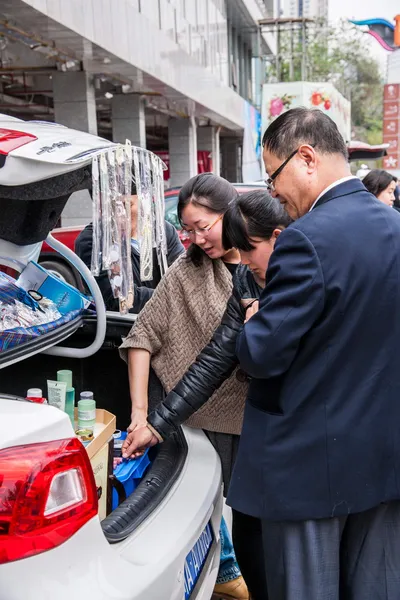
top-left (0, 134), bottom-right (187, 543)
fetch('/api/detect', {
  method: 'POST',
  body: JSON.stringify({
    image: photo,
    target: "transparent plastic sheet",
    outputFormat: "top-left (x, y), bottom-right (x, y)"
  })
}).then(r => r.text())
top-left (106, 150), bottom-right (122, 302)
top-left (90, 145), bottom-right (166, 313)
top-left (122, 142), bottom-right (134, 310)
top-left (0, 298), bottom-right (61, 332)
top-left (151, 153), bottom-right (168, 276)
top-left (133, 147), bottom-right (153, 282)
top-left (91, 156), bottom-right (102, 276)
top-left (100, 152), bottom-right (113, 271)
top-left (109, 145), bottom-right (133, 314)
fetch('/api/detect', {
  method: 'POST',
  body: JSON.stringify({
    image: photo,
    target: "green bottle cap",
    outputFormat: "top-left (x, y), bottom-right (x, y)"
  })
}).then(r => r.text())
top-left (57, 370), bottom-right (73, 389)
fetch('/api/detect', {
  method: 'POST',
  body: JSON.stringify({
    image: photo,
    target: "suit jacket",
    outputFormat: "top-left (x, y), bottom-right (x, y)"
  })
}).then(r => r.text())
top-left (75, 221), bottom-right (184, 313)
top-left (228, 178), bottom-right (400, 522)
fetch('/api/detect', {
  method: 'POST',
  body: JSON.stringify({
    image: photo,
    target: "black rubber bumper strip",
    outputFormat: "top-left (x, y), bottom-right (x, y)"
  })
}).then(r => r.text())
top-left (101, 427), bottom-right (188, 543)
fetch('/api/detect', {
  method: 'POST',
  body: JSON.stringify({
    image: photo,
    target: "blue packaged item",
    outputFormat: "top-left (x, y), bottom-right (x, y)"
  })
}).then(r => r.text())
top-left (112, 443), bottom-right (151, 510)
top-left (16, 261), bottom-right (90, 315)
top-left (0, 271), bottom-right (81, 353)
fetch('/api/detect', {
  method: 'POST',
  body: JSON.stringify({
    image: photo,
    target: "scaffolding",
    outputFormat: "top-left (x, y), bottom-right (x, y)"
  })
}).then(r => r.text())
top-left (258, 17), bottom-right (318, 83)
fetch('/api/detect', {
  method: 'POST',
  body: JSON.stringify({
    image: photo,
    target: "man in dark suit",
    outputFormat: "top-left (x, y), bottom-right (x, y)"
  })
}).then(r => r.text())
top-left (228, 107), bottom-right (400, 599)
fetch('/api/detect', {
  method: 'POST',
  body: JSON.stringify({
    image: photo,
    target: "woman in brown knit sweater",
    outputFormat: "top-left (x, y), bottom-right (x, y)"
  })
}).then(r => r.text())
top-left (120, 173), bottom-right (249, 600)
top-left (121, 185), bottom-right (292, 599)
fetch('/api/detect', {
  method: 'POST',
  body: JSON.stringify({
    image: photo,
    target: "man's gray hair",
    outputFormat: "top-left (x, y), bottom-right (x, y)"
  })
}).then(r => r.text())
top-left (262, 107), bottom-right (348, 160)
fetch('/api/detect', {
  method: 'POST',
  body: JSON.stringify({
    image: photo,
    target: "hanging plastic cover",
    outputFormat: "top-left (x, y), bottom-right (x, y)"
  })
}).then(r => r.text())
top-left (91, 155), bottom-right (102, 276)
top-left (91, 144), bottom-right (167, 312)
top-left (133, 147), bottom-right (153, 282)
top-left (151, 152), bottom-right (168, 277)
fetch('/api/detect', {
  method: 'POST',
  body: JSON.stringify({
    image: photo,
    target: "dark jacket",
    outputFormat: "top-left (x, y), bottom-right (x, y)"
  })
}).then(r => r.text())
top-left (227, 178), bottom-right (400, 522)
top-left (147, 265), bottom-right (262, 438)
top-left (75, 221), bottom-right (184, 313)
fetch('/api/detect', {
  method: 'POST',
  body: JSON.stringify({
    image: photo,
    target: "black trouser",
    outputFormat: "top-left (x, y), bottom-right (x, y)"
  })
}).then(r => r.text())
top-left (232, 509), bottom-right (268, 600)
top-left (262, 500), bottom-right (400, 600)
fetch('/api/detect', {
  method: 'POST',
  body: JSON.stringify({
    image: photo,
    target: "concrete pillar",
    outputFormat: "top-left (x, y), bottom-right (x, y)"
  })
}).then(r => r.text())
top-left (197, 126), bottom-right (220, 176)
top-left (112, 95), bottom-right (146, 148)
top-left (220, 137), bottom-right (241, 183)
top-left (168, 117), bottom-right (198, 187)
top-left (53, 71), bottom-right (97, 135)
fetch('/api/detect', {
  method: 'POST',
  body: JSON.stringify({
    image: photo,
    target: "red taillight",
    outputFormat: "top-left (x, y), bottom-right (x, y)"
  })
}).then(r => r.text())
top-left (0, 128), bottom-right (37, 155)
top-left (0, 438), bottom-right (98, 564)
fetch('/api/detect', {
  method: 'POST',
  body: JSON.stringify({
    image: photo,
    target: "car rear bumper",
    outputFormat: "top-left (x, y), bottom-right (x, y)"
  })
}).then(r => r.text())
top-left (0, 427), bottom-right (223, 600)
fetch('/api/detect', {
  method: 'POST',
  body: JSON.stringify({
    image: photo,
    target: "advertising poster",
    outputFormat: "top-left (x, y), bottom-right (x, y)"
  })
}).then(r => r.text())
top-left (242, 101), bottom-right (262, 182)
top-left (261, 82), bottom-right (351, 144)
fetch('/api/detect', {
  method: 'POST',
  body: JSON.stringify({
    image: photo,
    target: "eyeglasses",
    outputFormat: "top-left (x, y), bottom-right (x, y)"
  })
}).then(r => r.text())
top-left (182, 213), bottom-right (223, 240)
top-left (265, 144), bottom-right (316, 193)
top-left (265, 148), bottom-right (299, 193)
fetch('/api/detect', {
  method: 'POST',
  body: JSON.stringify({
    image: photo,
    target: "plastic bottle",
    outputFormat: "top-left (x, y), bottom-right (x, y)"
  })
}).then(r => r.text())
top-left (26, 388), bottom-right (47, 404)
top-left (65, 387), bottom-right (75, 427)
top-left (77, 391), bottom-right (96, 432)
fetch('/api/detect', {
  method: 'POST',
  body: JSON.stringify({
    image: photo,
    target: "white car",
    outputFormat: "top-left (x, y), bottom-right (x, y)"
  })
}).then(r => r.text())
top-left (0, 116), bottom-right (223, 600)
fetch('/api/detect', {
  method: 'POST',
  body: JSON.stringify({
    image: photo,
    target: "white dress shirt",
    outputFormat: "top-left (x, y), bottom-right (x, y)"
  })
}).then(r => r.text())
top-left (309, 176), bottom-right (357, 212)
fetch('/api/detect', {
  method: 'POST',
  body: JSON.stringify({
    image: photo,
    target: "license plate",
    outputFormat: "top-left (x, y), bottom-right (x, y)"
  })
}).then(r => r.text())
top-left (184, 521), bottom-right (214, 599)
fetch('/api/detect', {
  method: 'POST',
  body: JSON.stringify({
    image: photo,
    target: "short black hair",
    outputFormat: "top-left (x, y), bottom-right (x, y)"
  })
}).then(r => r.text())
top-left (362, 169), bottom-right (397, 199)
top-left (222, 189), bottom-right (292, 251)
top-left (178, 172), bottom-right (238, 266)
top-left (262, 107), bottom-right (348, 160)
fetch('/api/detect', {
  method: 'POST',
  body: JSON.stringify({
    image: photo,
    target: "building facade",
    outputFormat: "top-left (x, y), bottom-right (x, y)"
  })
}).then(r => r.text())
top-left (0, 0), bottom-right (274, 214)
top-left (285, 0), bottom-right (328, 20)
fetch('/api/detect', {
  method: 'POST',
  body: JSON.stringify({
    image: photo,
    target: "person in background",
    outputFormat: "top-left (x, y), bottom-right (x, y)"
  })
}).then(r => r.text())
top-left (119, 173), bottom-right (251, 600)
top-left (392, 179), bottom-right (400, 212)
top-left (362, 168), bottom-right (397, 207)
top-left (75, 182), bottom-right (184, 313)
top-left (121, 189), bottom-right (292, 600)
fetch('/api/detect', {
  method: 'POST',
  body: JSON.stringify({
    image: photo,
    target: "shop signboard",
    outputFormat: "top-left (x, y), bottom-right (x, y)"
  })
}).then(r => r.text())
top-left (383, 83), bottom-right (400, 172)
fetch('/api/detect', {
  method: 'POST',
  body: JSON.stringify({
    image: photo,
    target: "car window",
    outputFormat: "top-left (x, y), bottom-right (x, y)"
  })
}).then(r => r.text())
top-left (165, 195), bottom-right (180, 229)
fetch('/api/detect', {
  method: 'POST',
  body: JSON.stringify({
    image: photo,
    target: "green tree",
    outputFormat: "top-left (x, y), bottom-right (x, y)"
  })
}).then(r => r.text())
top-left (266, 20), bottom-right (384, 145)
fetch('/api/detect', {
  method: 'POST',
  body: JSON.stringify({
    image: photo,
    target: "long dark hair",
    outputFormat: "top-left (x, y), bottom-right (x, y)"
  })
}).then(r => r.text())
top-left (362, 169), bottom-right (396, 199)
top-left (178, 173), bottom-right (238, 266)
top-left (222, 189), bottom-right (292, 251)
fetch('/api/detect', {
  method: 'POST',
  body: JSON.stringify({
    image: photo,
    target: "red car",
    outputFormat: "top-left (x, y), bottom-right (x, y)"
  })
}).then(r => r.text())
top-left (39, 184), bottom-right (266, 286)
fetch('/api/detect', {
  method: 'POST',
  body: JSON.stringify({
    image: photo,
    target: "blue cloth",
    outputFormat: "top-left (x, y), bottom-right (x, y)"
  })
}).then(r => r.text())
top-left (130, 238), bottom-right (140, 253)
top-left (216, 516), bottom-right (241, 584)
top-left (0, 271), bottom-right (83, 352)
top-left (228, 178), bottom-right (400, 522)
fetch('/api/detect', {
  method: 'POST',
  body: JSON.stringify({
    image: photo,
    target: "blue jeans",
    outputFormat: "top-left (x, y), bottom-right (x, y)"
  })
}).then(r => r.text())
top-left (216, 516), bottom-right (241, 584)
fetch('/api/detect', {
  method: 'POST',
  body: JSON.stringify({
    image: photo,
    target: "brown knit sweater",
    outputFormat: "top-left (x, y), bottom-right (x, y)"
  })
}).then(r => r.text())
top-left (119, 253), bottom-right (248, 435)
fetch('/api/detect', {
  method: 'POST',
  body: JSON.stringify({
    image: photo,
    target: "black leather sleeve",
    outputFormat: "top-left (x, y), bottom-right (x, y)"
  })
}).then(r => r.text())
top-left (147, 291), bottom-right (245, 439)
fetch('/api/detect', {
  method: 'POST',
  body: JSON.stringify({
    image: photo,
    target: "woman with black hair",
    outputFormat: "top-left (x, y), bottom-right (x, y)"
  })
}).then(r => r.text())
top-left (121, 188), bottom-right (291, 599)
top-left (120, 173), bottom-right (248, 599)
top-left (362, 169), bottom-right (397, 207)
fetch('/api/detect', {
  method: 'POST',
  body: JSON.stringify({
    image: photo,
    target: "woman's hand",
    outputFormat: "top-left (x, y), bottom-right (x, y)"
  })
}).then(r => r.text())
top-left (127, 406), bottom-right (148, 433)
top-left (245, 300), bottom-right (259, 323)
top-left (122, 425), bottom-right (159, 459)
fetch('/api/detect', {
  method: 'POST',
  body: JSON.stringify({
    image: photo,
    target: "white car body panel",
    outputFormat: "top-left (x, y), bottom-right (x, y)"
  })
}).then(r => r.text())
top-left (0, 400), bottom-right (222, 600)
top-left (0, 398), bottom-right (74, 449)
top-left (0, 115), bottom-right (117, 185)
